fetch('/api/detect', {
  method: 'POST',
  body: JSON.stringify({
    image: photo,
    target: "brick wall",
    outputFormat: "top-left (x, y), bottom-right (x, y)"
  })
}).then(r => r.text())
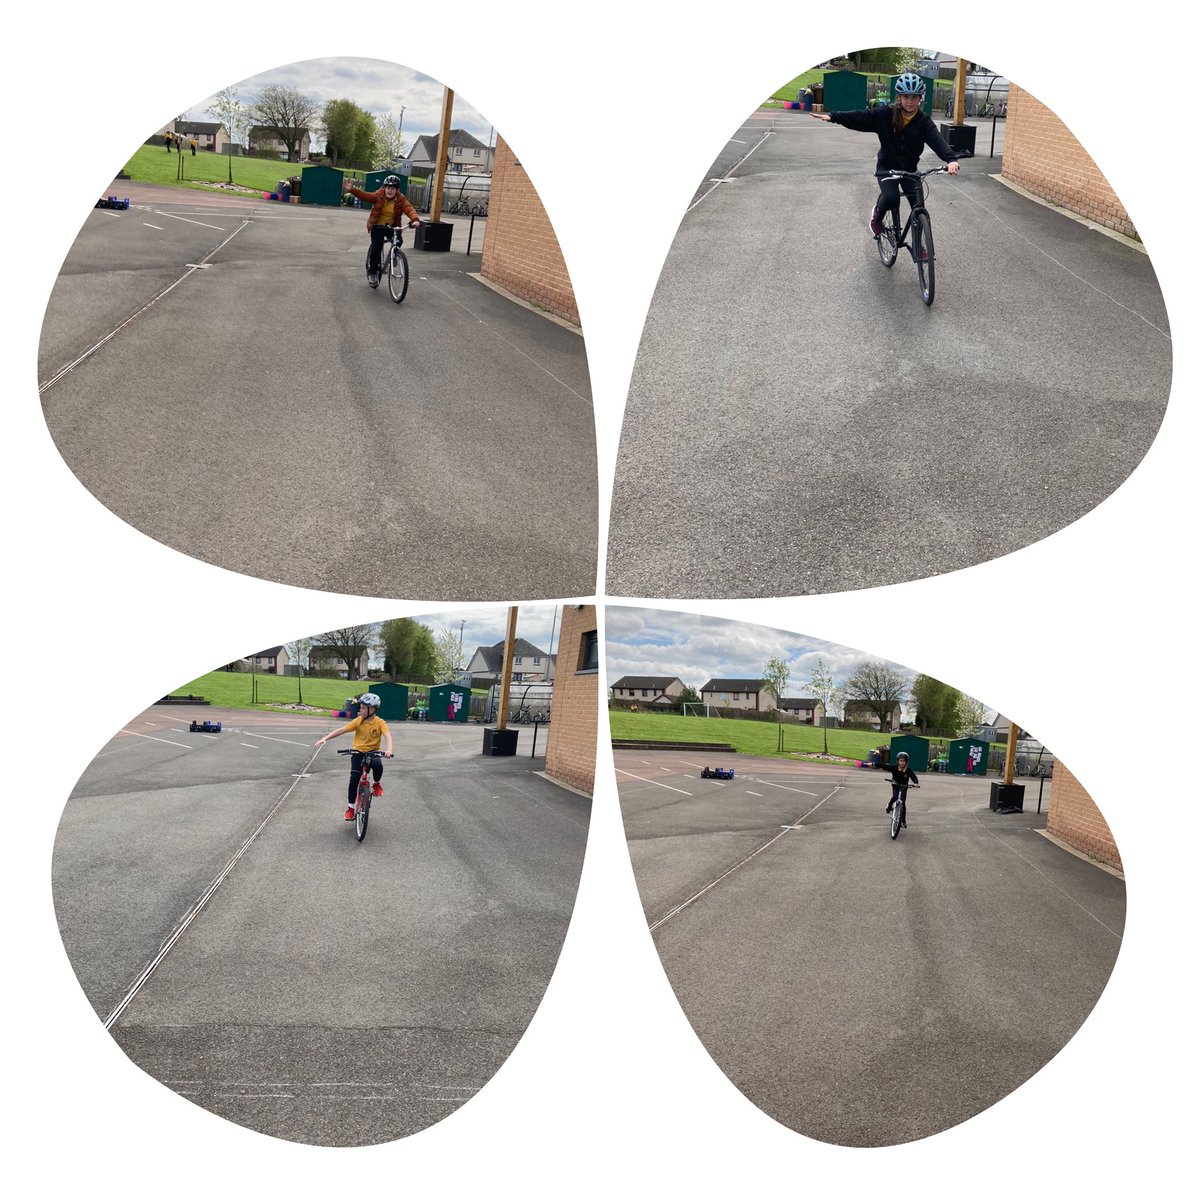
top-left (1046, 761), bottom-right (1122, 872)
top-left (480, 136), bottom-right (580, 326)
top-left (1002, 85), bottom-right (1136, 239)
top-left (545, 604), bottom-right (597, 794)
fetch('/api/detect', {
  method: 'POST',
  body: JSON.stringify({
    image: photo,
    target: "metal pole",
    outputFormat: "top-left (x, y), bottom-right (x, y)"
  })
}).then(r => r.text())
top-left (531, 721), bottom-right (539, 757)
top-left (990, 111), bottom-right (998, 158)
top-left (466, 212), bottom-right (475, 255)
top-left (1038, 774), bottom-right (1046, 814)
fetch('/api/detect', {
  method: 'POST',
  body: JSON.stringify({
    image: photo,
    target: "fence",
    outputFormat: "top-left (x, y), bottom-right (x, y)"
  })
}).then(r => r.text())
top-left (405, 175), bottom-right (491, 217)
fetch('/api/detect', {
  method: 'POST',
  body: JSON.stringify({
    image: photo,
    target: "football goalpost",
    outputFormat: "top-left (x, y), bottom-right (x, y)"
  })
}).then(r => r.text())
top-left (682, 703), bottom-right (724, 718)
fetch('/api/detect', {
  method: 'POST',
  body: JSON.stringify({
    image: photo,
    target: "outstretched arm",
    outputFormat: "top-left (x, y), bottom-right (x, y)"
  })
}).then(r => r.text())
top-left (316, 722), bottom-right (355, 747)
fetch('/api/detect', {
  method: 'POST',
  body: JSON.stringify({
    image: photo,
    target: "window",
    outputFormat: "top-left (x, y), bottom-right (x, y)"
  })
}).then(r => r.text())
top-left (534, 657), bottom-right (541, 664)
top-left (641, 689), bottom-right (648, 697)
top-left (578, 630), bottom-right (598, 673)
top-left (734, 693), bottom-right (741, 700)
top-left (516, 656), bottom-right (523, 664)
top-left (473, 148), bottom-right (481, 157)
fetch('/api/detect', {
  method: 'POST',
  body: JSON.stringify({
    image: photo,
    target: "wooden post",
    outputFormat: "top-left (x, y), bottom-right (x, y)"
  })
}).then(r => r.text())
top-left (431, 87), bottom-right (454, 219)
top-left (497, 606), bottom-right (518, 729)
top-left (1001, 717), bottom-right (1017, 784)
top-left (954, 59), bottom-right (968, 125)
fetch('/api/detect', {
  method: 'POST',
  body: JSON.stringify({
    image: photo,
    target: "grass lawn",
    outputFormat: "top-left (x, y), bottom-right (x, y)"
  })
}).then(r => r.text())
top-left (120, 144), bottom-right (318, 194)
top-left (608, 710), bottom-right (890, 762)
top-left (767, 70), bottom-right (897, 102)
top-left (167, 671), bottom-right (490, 715)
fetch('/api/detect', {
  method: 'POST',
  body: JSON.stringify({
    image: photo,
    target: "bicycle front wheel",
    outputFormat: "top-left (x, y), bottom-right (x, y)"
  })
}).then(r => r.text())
top-left (356, 782), bottom-right (370, 841)
top-left (890, 798), bottom-right (903, 839)
top-left (877, 215), bottom-right (898, 268)
top-left (915, 211), bottom-right (935, 305)
top-left (388, 248), bottom-right (409, 304)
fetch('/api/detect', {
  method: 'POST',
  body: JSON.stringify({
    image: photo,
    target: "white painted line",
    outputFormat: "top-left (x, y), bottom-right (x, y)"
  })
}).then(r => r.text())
top-left (761, 780), bottom-right (817, 797)
top-left (118, 729), bottom-right (193, 749)
top-left (687, 129), bottom-right (774, 213)
top-left (615, 768), bottom-right (692, 796)
top-left (680, 760), bottom-right (704, 768)
top-left (240, 743), bottom-right (258, 749)
top-left (152, 209), bottom-right (226, 230)
top-left (104, 745), bottom-right (323, 1030)
top-left (39, 220), bottom-right (251, 394)
top-left (747, 791), bottom-right (763, 797)
top-left (184, 263), bottom-right (212, 269)
top-left (232, 732), bottom-right (311, 748)
top-left (143, 223), bottom-right (164, 230)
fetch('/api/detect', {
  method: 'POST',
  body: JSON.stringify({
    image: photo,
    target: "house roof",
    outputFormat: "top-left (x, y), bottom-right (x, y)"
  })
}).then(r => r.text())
top-left (613, 676), bottom-right (682, 690)
top-left (310, 645), bottom-right (365, 658)
top-left (700, 678), bottom-right (765, 692)
top-left (470, 638), bottom-right (550, 674)
top-left (252, 646), bottom-right (284, 656)
top-left (779, 697), bottom-right (820, 708)
top-left (248, 125), bottom-right (310, 138)
top-left (844, 699), bottom-right (901, 709)
top-left (412, 129), bottom-right (488, 158)
top-left (177, 122), bottom-right (223, 135)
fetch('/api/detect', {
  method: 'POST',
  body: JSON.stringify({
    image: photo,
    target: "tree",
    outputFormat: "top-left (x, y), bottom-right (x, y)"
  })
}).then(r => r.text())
top-left (312, 624), bottom-right (375, 677)
top-left (432, 625), bottom-right (466, 684)
top-left (249, 84), bottom-right (321, 162)
top-left (285, 637), bottom-right (312, 703)
top-left (808, 657), bottom-right (843, 754)
top-left (675, 684), bottom-right (700, 712)
top-left (373, 110), bottom-right (408, 165)
top-left (911, 674), bottom-right (963, 734)
top-left (379, 618), bottom-right (436, 680)
top-left (843, 659), bottom-right (910, 732)
top-left (207, 86), bottom-right (248, 148)
top-left (847, 46), bottom-right (922, 73)
top-left (956, 695), bottom-right (988, 738)
top-left (762, 656), bottom-right (789, 719)
top-left (321, 98), bottom-right (376, 167)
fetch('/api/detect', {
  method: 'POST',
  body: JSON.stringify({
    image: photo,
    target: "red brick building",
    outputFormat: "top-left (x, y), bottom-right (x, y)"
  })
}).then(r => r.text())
top-left (1047, 761), bottom-right (1122, 872)
top-left (544, 604), bottom-right (598, 794)
top-left (1002, 84), bottom-right (1136, 240)
top-left (480, 135), bottom-right (579, 326)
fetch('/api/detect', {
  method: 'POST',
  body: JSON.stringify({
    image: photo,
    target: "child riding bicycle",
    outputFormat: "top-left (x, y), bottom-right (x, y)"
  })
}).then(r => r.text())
top-left (342, 174), bottom-right (421, 286)
top-left (811, 72), bottom-right (960, 237)
top-left (316, 693), bottom-right (394, 820)
top-left (882, 751), bottom-right (920, 827)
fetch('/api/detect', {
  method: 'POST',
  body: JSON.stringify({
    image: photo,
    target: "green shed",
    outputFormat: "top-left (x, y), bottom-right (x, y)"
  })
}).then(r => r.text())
top-left (300, 164), bottom-right (344, 206)
top-left (822, 70), bottom-right (868, 113)
top-left (947, 737), bottom-right (990, 776)
top-left (365, 169), bottom-right (410, 197)
top-left (371, 682), bottom-right (409, 721)
top-left (890, 734), bottom-right (930, 772)
top-left (427, 683), bottom-right (470, 723)
top-left (888, 75), bottom-right (934, 114)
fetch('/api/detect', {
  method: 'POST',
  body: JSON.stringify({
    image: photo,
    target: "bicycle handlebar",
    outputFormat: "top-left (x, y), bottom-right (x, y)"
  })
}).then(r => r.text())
top-left (336, 748), bottom-right (390, 757)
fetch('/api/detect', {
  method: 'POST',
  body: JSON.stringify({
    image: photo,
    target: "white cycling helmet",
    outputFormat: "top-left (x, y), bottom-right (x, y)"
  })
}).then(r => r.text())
top-left (895, 73), bottom-right (925, 95)
top-left (359, 693), bottom-right (382, 708)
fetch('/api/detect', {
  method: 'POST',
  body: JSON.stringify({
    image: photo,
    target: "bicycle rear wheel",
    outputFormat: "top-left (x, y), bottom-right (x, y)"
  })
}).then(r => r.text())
top-left (915, 211), bottom-right (935, 305)
top-left (355, 780), bottom-right (370, 841)
top-left (877, 213), bottom-right (899, 268)
top-left (388, 247), bottom-right (409, 303)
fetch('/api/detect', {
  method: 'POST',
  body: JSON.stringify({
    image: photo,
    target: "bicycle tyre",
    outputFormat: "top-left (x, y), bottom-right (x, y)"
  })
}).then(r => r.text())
top-left (890, 796), bottom-right (903, 839)
top-left (877, 214), bottom-right (899, 268)
top-left (915, 211), bottom-right (935, 305)
top-left (388, 247), bottom-right (409, 303)
top-left (356, 780), bottom-right (370, 841)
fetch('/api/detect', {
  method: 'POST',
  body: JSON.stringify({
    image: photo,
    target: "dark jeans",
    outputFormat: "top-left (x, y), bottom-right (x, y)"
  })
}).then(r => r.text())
top-left (889, 783), bottom-right (909, 809)
top-left (367, 225), bottom-right (399, 274)
top-left (348, 751), bottom-right (383, 803)
top-left (875, 174), bottom-right (921, 223)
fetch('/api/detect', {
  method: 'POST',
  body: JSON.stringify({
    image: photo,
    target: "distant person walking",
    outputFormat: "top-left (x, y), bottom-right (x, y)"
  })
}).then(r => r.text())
top-left (812, 72), bottom-right (959, 237)
top-left (164, 131), bottom-right (173, 152)
top-left (190, 136), bottom-right (197, 156)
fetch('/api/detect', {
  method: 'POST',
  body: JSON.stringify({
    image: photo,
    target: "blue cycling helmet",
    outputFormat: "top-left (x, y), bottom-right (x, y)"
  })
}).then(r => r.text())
top-left (895, 73), bottom-right (925, 95)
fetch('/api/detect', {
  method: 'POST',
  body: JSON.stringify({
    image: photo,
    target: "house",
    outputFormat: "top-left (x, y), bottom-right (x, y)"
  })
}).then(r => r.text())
top-left (409, 129), bottom-right (493, 175)
top-left (309, 645), bottom-right (369, 678)
top-left (778, 697), bottom-right (825, 725)
top-left (699, 679), bottom-right (775, 712)
top-left (248, 645), bottom-right (289, 675)
top-left (611, 676), bottom-right (685, 706)
top-left (247, 125), bottom-right (311, 161)
top-left (467, 638), bottom-right (554, 685)
top-left (176, 121), bottom-right (228, 153)
top-left (843, 700), bottom-right (902, 732)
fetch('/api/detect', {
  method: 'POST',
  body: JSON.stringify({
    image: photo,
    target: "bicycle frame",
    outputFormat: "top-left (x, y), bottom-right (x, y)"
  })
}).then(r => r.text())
top-left (339, 748), bottom-right (383, 841)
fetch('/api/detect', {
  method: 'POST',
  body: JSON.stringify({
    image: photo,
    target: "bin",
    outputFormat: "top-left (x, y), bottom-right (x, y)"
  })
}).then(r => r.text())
top-left (990, 782), bottom-right (1025, 812)
top-left (416, 221), bottom-right (453, 252)
top-left (801, 89), bottom-right (813, 112)
top-left (939, 123), bottom-right (977, 155)
top-left (483, 727), bottom-right (518, 756)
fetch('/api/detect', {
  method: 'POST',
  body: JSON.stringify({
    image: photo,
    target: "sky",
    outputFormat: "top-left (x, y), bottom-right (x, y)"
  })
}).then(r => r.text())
top-left (605, 605), bottom-right (994, 717)
top-left (180, 56), bottom-right (495, 152)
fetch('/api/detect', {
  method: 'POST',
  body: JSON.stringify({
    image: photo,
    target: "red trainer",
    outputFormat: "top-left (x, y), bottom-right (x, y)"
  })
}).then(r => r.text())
top-left (344, 806), bottom-right (356, 821)
top-left (372, 783), bottom-right (383, 797)
top-left (869, 206), bottom-right (884, 237)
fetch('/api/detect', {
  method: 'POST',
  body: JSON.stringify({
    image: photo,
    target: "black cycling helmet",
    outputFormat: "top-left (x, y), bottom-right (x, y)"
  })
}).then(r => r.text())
top-left (896, 751), bottom-right (909, 762)
top-left (382, 174), bottom-right (402, 188)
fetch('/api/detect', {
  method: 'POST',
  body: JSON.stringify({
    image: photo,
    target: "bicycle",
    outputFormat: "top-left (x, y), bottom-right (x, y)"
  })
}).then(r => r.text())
top-left (337, 748), bottom-right (388, 841)
top-left (874, 154), bottom-right (970, 306)
top-left (365, 224), bottom-right (413, 304)
top-left (886, 779), bottom-right (920, 840)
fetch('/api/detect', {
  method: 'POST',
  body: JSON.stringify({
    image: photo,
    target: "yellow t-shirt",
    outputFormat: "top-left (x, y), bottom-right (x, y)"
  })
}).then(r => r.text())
top-left (898, 108), bottom-right (918, 128)
top-left (378, 198), bottom-right (397, 225)
top-left (347, 713), bottom-right (388, 751)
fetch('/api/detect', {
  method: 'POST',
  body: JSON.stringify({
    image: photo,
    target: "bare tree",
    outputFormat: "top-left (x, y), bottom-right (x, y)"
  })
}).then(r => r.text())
top-left (843, 659), bottom-right (909, 732)
top-left (373, 110), bottom-right (408, 165)
top-left (956, 695), bottom-right (988, 738)
top-left (432, 625), bottom-right (466, 684)
top-left (762, 656), bottom-right (789, 720)
top-left (285, 637), bottom-right (312, 703)
top-left (249, 84), bottom-right (321, 162)
top-left (207, 86), bottom-right (249, 148)
top-left (312, 624), bottom-right (376, 678)
top-left (808, 657), bottom-right (843, 754)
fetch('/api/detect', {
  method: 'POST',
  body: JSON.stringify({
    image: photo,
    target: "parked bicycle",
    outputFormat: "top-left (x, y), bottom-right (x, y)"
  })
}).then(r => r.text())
top-left (338, 748), bottom-right (388, 842)
top-left (874, 153), bottom-right (970, 306)
top-left (365, 225), bottom-right (412, 304)
top-left (887, 779), bottom-right (920, 840)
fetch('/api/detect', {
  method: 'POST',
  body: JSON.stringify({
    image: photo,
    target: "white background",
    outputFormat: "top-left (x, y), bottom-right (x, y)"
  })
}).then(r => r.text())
top-left (2, 4), bottom-right (1193, 1195)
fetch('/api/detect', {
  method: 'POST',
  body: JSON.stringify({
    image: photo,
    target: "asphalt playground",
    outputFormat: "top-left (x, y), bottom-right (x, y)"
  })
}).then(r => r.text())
top-left (606, 107), bottom-right (1172, 598)
top-left (615, 747), bottom-right (1124, 1146)
top-left (39, 183), bottom-right (596, 600)
top-left (52, 704), bottom-right (590, 1146)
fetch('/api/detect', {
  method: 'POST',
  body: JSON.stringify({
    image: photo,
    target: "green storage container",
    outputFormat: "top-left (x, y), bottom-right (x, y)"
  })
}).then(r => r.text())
top-left (889, 734), bottom-right (930, 772)
top-left (299, 164), bottom-right (345, 207)
top-left (370, 682), bottom-right (409, 721)
top-left (822, 70), bottom-right (868, 113)
top-left (427, 683), bottom-right (470, 723)
top-left (947, 737), bottom-right (989, 776)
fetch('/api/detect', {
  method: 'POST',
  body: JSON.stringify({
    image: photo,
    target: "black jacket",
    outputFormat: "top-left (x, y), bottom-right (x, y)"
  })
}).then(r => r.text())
top-left (828, 105), bottom-right (958, 174)
top-left (883, 763), bottom-right (920, 787)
